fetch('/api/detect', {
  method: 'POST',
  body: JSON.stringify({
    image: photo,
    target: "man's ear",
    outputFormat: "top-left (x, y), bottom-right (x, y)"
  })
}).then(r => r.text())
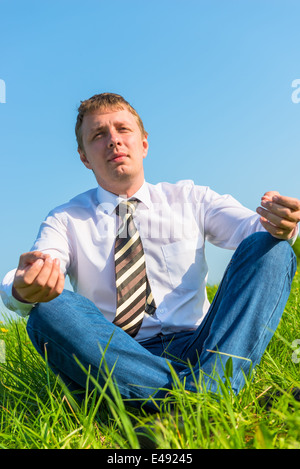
top-left (142, 134), bottom-right (149, 159)
top-left (78, 148), bottom-right (92, 169)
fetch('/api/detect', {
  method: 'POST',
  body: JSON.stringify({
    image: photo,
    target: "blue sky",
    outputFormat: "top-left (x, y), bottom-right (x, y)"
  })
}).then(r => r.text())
top-left (0, 0), bottom-right (299, 317)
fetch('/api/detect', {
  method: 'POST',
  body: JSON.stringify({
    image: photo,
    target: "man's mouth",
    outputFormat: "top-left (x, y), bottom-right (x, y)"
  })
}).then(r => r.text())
top-left (109, 152), bottom-right (128, 162)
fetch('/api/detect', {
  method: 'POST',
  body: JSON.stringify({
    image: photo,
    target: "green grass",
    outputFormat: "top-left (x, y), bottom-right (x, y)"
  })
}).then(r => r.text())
top-left (0, 272), bottom-right (299, 449)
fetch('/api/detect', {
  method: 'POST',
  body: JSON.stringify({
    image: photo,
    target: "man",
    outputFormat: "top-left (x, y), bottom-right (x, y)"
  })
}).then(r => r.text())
top-left (1, 93), bottom-right (299, 413)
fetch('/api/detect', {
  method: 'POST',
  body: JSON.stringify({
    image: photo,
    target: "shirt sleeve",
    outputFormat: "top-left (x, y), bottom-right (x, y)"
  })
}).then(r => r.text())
top-left (0, 268), bottom-right (35, 317)
top-left (30, 209), bottom-right (72, 275)
top-left (202, 187), bottom-right (266, 249)
top-left (202, 187), bottom-right (300, 248)
top-left (0, 209), bottom-right (72, 317)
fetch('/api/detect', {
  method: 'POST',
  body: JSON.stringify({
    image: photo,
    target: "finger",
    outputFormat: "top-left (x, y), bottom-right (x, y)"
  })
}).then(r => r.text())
top-left (262, 191), bottom-right (280, 201)
top-left (14, 258), bottom-right (46, 288)
top-left (13, 254), bottom-right (63, 303)
top-left (15, 260), bottom-right (64, 303)
top-left (15, 252), bottom-right (52, 283)
top-left (54, 270), bottom-right (65, 296)
top-left (21, 257), bottom-right (56, 288)
top-left (266, 194), bottom-right (300, 212)
top-left (259, 217), bottom-right (291, 239)
top-left (32, 262), bottom-right (65, 303)
top-left (14, 256), bottom-right (56, 299)
top-left (43, 269), bottom-right (65, 302)
top-left (32, 257), bottom-right (57, 289)
top-left (260, 199), bottom-right (299, 223)
top-left (18, 251), bottom-right (48, 269)
top-left (256, 206), bottom-right (296, 231)
top-left (40, 258), bottom-right (62, 293)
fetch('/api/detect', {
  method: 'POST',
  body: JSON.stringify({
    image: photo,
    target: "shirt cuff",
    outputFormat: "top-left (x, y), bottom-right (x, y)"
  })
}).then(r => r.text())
top-left (288, 225), bottom-right (299, 246)
top-left (0, 269), bottom-right (35, 317)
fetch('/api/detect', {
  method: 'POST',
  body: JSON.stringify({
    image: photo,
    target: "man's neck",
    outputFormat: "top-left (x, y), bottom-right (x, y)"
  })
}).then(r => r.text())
top-left (97, 177), bottom-right (145, 199)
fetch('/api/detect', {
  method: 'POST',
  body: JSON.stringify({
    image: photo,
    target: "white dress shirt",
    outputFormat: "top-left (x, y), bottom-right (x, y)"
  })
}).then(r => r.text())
top-left (0, 179), bottom-right (284, 342)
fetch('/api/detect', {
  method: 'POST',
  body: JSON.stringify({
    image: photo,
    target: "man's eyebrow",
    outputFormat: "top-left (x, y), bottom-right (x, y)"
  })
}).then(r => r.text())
top-left (89, 125), bottom-right (106, 134)
top-left (89, 121), bottom-right (132, 135)
top-left (113, 120), bottom-right (133, 128)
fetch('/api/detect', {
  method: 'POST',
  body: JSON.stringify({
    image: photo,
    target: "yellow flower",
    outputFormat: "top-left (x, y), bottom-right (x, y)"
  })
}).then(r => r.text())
top-left (0, 328), bottom-right (8, 333)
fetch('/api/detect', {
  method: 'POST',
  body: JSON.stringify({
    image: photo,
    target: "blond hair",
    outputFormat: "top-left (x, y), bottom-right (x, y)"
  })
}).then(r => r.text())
top-left (75, 92), bottom-right (147, 151)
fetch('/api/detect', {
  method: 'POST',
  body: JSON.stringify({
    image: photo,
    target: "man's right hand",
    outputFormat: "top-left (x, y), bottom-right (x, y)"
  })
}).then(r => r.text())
top-left (12, 251), bottom-right (65, 304)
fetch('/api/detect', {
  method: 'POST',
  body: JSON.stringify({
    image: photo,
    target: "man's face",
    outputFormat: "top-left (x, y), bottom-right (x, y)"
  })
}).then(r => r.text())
top-left (78, 108), bottom-right (149, 196)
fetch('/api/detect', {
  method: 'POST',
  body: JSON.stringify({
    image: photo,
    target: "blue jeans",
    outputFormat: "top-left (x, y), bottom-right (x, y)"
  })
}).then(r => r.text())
top-left (27, 233), bottom-right (296, 411)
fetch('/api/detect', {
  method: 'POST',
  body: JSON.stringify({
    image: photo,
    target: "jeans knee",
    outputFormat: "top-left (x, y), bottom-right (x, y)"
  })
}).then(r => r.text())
top-left (26, 290), bottom-right (75, 343)
top-left (26, 305), bottom-right (47, 358)
top-left (26, 289), bottom-right (106, 354)
top-left (234, 232), bottom-right (296, 278)
top-left (27, 293), bottom-right (61, 330)
top-left (26, 302), bottom-right (53, 351)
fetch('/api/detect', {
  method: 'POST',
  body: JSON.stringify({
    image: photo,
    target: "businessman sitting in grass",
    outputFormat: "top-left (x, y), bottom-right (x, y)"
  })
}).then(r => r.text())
top-left (1, 93), bottom-right (299, 421)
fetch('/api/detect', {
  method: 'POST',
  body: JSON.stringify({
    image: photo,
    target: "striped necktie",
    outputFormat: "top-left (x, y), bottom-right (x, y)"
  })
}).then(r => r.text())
top-left (113, 199), bottom-right (156, 337)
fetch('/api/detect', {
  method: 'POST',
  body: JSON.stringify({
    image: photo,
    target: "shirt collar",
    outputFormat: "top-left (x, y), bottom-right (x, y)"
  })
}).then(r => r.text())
top-left (96, 181), bottom-right (151, 215)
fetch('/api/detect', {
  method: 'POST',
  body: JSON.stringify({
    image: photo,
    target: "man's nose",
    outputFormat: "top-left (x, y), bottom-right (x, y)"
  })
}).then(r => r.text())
top-left (107, 131), bottom-right (121, 148)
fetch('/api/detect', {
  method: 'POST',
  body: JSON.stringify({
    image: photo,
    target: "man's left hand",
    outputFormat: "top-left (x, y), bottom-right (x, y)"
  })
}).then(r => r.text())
top-left (256, 191), bottom-right (300, 240)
